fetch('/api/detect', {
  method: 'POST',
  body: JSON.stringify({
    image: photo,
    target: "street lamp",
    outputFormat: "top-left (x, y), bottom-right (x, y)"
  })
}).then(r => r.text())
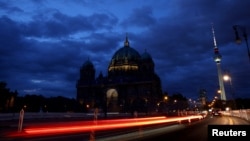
top-left (223, 73), bottom-right (236, 109)
top-left (157, 95), bottom-right (168, 113)
top-left (164, 95), bottom-right (168, 101)
top-left (233, 25), bottom-right (250, 62)
top-left (223, 74), bottom-right (233, 96)
top-left (223, 73), bottom-right (234, 96)
top-left (223, 74), bottom-right (231, 83)
top-left (217, 89), bottom-right (221, 95)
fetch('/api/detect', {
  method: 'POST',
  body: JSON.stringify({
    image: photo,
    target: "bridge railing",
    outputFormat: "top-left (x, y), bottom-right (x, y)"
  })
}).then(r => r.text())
top-left (0, 112), bottom-right (134, 121)
top-left (222, 109), bottom-right (250, 121)
top-left (1, 109), bottom-right (250, 122)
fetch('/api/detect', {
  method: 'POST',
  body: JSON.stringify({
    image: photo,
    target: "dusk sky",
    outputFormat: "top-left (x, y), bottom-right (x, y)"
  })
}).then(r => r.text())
top-left (1, 0), bottom-right (250, 101)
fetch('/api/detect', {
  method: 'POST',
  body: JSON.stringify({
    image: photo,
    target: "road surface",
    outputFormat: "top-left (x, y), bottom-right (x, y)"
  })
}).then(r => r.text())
top-left (1, 115), bottom-right (249, 141)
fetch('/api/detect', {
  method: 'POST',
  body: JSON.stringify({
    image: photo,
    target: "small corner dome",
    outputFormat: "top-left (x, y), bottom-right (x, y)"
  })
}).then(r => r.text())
top-left (82, 59), bottom-right (94, 68)
top-left (141, 50), bottom-right (152, 61)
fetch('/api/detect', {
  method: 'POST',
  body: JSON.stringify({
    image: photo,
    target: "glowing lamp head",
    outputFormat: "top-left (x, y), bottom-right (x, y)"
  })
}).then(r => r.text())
top-left (223, 75), bottom-right (230, 81)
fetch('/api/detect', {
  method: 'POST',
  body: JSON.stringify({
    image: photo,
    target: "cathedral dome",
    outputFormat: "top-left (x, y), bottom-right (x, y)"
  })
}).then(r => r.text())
top-left (108, 36), bottom-right (141, 72)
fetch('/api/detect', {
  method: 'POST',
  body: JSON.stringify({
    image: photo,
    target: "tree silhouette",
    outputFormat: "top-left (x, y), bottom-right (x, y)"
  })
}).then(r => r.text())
top-left (0, 81), bottom-right (18, 113)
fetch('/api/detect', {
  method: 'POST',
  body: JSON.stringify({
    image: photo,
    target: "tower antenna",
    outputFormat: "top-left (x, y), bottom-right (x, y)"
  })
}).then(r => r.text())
top-left (212, 23), bottom-right (218, 49)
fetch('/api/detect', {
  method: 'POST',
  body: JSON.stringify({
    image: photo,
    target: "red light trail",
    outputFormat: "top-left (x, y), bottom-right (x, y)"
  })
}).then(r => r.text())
top-left (7, 115), bottom-right (203, 138)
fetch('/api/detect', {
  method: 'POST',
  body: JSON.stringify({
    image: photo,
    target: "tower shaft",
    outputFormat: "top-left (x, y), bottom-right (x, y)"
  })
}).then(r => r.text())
top-left (211, 24), bottom-right (227, 101)
top-left (216, 63), bottom-right (226, 100)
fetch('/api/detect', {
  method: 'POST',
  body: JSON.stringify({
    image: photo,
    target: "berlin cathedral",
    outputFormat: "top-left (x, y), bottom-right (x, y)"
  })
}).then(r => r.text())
top-left (76, 35), bottom-right (163, 114)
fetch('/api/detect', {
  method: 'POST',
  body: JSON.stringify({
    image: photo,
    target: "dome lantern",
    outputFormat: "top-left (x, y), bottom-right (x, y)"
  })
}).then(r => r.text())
top-left (124, 33), bottom-right (129, 47)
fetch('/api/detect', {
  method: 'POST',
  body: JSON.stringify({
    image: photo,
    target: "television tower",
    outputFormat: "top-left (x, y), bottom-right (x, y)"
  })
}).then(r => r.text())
top-left (211, 24), bottom-right (226, 101)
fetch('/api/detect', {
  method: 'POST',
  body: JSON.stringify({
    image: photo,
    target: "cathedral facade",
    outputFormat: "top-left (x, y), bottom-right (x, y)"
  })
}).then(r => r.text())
top-left (76, 35), bottom-right (163, 114)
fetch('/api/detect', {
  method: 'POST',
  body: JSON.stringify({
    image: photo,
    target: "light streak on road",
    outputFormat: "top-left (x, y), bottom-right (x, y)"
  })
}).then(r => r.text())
top-left (7, 115), bottom-right (203, 138)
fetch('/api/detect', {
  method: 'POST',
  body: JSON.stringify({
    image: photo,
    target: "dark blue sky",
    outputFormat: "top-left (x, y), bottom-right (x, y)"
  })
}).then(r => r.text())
top-left (0, 0), bottom-right (250, 101)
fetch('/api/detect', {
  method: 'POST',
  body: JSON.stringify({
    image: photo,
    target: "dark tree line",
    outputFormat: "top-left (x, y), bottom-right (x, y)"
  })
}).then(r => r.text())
top-left (0, 81), bottom-right (81, 113)
top-left (15, 95), bottom-right (81, 113)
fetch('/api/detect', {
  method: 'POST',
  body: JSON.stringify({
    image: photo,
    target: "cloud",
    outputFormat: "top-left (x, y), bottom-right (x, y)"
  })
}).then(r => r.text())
top-left (121, 6), bottom-right (157, 28)
top-left (0, 0), bottom-right (250, 100)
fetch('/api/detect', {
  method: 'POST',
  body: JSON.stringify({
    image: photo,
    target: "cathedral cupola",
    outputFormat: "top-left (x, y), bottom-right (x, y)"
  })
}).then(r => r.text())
top-left (108, 34), bottom-right (141, 74)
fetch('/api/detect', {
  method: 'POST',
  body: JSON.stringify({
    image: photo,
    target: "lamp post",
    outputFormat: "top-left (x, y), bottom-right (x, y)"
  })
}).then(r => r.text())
top-left (223, 74), bottom-right (233, 97)
top-left (233, 25), bottom-right (250, 62)
top-left (157, 95), bottom-right (168, 113)
top-left (223, 73), bottom-right (236, 109)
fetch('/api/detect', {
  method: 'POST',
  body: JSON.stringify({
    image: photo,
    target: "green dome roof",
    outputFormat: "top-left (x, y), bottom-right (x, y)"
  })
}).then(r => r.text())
top-left (112, 45), bottom-right (141, 61)
top-left (108, 36), bottom-right (141, 71)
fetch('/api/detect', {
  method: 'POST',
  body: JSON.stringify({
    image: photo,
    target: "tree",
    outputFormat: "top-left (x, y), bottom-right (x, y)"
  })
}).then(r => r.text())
top-left (168, 93), bottom-right (189, 111)
top-left (0, 81), bottom-right (18, 113)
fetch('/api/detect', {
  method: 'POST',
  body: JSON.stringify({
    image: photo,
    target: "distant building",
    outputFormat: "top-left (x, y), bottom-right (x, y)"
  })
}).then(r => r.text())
top-left (76, 35), bottom-right (163, 114)
top-left (199, 89), bottom-right (207, 106)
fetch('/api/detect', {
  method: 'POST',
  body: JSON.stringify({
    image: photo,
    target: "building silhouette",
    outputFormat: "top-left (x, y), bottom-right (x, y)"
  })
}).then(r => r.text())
top-left (76, 35), bottom-right (163, 114)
